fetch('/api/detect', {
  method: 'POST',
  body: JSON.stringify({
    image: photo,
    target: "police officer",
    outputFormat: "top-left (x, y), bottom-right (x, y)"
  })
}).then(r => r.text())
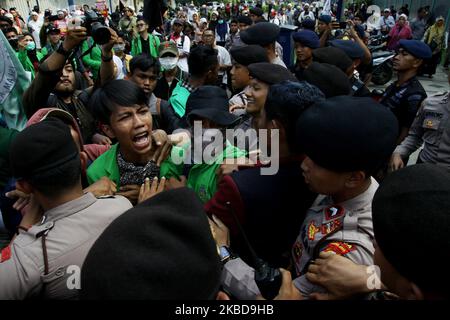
top-left (329, 39), bottom-right (371, 97)
top-left (239, 22), bottom-right (286, 67)
top-left (228, 45), bottom-right (269, 112)
top-left (390, 70), bottom-right (450, 170)
top-left (0, 119), bottom-right (132, 299)
top-left (211, 96), bottom-right (398, 299)
top-left (290, 30), bottom-right (320, 81)
top-left (380, 39), bottom-right (432, 143)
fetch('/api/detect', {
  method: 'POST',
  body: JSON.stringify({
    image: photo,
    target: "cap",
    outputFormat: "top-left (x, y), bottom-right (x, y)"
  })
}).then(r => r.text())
top-left (398, 39), bottom-right (432, 59)
top-left (158, 41), bottom-right (178, 57)
top-left (240, 22), bottom-right (280, 46)
top-left (313, 47), bottom-right (353, 73)
top-left (248, 62), bottom-right (297, 84)
top-left (200, 17), bottom-right (207, 24)
top-left (303, 62), bottom-right (351, 98)
top-left (186, 86), bottom-right (238, 127)
top-left (372, 164), bottom-right (450, 293)
top-left (230, 45), bottom-right (269, 66)
top-left (296, 96), bottom-right (399, 174)
top-left (10, 118), bottom-right (79, 179)
top-left (318, 14), bottom-right (331, 24)
top-left (46, 25), bottom-right (60, 34)
top-left (237, 15), bottom-right (252, 26)
top-left (292, 30), bottom-right (320, 49)
top-left (30, 11), bottom-right (38, 16)
top-left (329, 39), bottom-right (365, 59)
top-left (81, 188), bottom-right (222, 299)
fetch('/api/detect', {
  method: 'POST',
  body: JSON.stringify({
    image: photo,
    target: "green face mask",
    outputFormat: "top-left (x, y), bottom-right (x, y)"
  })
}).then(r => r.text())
top-left (25, 41), bottom-right (36, 51)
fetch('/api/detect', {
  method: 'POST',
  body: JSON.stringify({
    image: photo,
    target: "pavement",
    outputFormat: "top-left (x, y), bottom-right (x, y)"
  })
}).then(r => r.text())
top-left (368, 65), bottom-right (449, 165)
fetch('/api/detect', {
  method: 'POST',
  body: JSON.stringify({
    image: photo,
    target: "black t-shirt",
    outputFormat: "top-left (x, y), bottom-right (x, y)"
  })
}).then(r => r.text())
top-left (140, 36), bottom-right (150, 56)
top-left (380, 76), bottom-right (427, 129)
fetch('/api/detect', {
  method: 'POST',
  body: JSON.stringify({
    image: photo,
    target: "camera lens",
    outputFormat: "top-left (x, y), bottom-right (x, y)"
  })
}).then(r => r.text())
top-left (91, 22), bottom-right (110, 45)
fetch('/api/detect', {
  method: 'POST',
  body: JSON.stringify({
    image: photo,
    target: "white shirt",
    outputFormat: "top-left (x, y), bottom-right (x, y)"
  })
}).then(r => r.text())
top-left (27, 19), bottom-right (43, 49)
top-left (171, 32), bottom-right (191, 73)
top-left (216, 45), bottom-right (231, 84)
top-left (299, 11), bottom-right (315, 23)
top-left (113, 55), bottom-right (125, 79)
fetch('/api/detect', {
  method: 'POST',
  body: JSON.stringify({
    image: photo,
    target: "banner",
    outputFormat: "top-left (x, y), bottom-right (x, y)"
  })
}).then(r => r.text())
top-left (0, 31), bottom-right (30, 131)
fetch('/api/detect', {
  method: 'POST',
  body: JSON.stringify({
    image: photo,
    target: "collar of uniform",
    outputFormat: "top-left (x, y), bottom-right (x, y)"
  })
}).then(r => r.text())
top-left (336, 177), bottom-right (379, 212)
top-left (42, 192), bottom-right (97, 223)
top-left (310, 177), bottom-right (379, 213)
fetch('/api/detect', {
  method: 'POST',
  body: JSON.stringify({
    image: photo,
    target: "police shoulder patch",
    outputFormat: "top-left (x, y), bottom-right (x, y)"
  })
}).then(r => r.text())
top-left (0, 245), bottom-right (11, 263)
top-left (322, 242), bottom-right (356, 256)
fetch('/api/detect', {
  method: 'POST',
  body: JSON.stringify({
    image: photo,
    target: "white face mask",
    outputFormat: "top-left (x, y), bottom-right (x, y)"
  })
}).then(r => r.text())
top-left (159, 57), bottom-right (178, 70)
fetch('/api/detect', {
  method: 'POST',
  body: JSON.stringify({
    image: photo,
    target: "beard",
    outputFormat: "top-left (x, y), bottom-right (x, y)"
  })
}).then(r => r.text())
top-left (54, 84), bottom-right (75, 98)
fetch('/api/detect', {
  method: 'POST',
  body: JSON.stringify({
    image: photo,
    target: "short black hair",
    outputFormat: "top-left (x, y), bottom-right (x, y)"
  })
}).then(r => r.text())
top-left (188, 45), bottom-right (218, 78)
top-left (90, 80), bottom-right (148, 125)
top-left (230, 19), bottom-right (238, 25)
top-left (129, 54), bottom-right (160, 75)
top-left (27, 158), bottom-right (81, 197)
top-left (4, 26), bottom-right (18, 35)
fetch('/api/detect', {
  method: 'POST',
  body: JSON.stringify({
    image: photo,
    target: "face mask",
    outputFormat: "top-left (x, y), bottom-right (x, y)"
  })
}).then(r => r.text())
top-left (8, 38), bottom-right (18, 50)
top-left (159, 57), bottom-right (179, 70)
top-left (25, 41), bottom-right (36, 51)
top-left (113, 44), bottom-right (125, 52)
top-left (218, 19), bottom-right (224, 24)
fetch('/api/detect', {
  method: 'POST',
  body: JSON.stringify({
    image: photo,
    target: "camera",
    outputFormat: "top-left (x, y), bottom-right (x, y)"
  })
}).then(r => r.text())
top-left (82, 10), bottom-right (110, 45)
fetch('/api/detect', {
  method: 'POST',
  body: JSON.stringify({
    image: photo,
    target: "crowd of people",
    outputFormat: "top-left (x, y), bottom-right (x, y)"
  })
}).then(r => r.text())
top-left (0, 1), bottom-right (449, 301)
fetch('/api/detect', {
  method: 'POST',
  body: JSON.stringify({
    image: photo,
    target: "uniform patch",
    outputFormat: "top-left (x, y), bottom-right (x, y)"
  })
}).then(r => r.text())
top-left (307, 221), bottom-right (320, 241)
top-left (322, 242), bottom-right (356, 256)
top-left (321, 219), bottom-right (342, 235)
top-left (0, 245), bottom-right (11, 263)
top-left (324, 205), bottom-right (345, 221)
top-left (292, 241), bottom-right (303, 263)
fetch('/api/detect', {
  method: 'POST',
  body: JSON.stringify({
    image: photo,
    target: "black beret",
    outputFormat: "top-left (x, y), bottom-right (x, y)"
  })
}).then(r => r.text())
top-left (230, 45), bottom-right (269, 66)
top-left (249, 7), bottom-right (263, 16)
top-left (296, 96), bottom-right (398, 173)
top-left (303, 62), bottom-right (351, 98)
top-left (237, 15), bottom-right (252, 26)
top-left (10, 118), bottom-right (79, 179)
top-left (292, 30), bottom-right (320, 49)
top-left (318, 14), bottom-right (332, 24)
top-left (248, 62), bottom-right (297, 84)
top-left (313, 47), bottom-right (353, 73)
top-left (399, 39), bottom-right (432, 59)
top-left (240, 22), bottom-right (280, 46)
top-left (372, 164), bottom-right (450, 293)
top-left (186, 86), bottom-right (238, 126)
top-left (329, 39), bottom-right (364, 59)
top-left (81, 188), bottom-right (222, 299)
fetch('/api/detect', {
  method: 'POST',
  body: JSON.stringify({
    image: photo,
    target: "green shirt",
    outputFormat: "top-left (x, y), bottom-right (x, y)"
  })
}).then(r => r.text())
top-left (168, 82), bottom-right (191, 117)
top-left (87, 143), bottom-right (184, 188)
top-left (187, 143), bottom-right (247, 203)
top-left (16, 50), bottom-right (44, 80)
top-left (131, 34), bottom-right (160, 59)
top-left (0, 127), bottom-right (18, 189)
top-left (81, 38), bottom-right (102, 80)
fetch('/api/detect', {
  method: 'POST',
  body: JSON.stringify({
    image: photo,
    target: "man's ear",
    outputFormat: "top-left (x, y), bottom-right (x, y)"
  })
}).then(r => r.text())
top-left (16, 180), bottom-right (33, 194)
top-left (216, 291), bottom-right (230, 300)
top-left (413, 58), bottom-right (423, 69)
top-left (345, 170), bottom-right (367, 188)
top-left (101, 124), bottom-right (116, 139)
top-left (80, 151), bottom-right (88, 173)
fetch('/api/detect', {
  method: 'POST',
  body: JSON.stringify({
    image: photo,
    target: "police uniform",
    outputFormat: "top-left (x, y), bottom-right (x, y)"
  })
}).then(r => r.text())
top-left (380, 40), bottom-right (432, 130)
top-left (291, 30), bottom-right (320, 81)
top-left (394, 92), bottom-right (450, 167)
top-left (0, 193), bottom-right (132, 299)
top-left (291, 179), bottom-right (377, 296)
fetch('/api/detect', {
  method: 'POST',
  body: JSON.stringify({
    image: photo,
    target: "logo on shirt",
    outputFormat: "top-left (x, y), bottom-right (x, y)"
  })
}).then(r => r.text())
top-left (0, 245), bottom-right (11, 263)
top-left (322, 242), bottom-right (356, 256)
top-left (307, 221), bottom-right (320, 241)
top-left (324, 205), bottom-right (345, 221)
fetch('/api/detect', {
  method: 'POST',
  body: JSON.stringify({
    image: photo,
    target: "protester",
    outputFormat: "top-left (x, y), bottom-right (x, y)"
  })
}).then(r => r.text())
top-left (131, 17), bottom-right (160, 59)
top-left (168, 18), bottom-right (190, 72)
top-left (386, 14), bottom-right (412, 51)
top-left (422, 17), bottom-right (446, 78)
top-left (201, 29), bottom-right (231, 90)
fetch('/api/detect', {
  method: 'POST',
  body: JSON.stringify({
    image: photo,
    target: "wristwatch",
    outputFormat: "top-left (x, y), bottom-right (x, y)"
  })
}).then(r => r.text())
top-left (219, 246), bottom-right (235, 265)
top-left (56, 43), bottom-right (72, 58)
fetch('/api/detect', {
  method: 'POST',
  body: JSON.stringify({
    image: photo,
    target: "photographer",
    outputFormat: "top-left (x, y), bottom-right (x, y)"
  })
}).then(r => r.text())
top-left (23, 21), bottom-right (118, 144)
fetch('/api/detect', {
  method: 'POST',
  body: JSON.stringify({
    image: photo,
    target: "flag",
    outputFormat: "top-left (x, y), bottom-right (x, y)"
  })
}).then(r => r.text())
top-left (322, 0), bottom-right (332, 16)
top-left (0, 31), bottom-right (30, 131)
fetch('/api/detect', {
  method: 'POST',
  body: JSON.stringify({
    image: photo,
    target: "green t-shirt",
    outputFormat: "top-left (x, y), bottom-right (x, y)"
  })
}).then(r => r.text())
top-left (87, 143), bottom-right (184, 188)
top-left (187, 142), bottom-right (247, 203)
top-left (168, 82), bottom-right (191, 117)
